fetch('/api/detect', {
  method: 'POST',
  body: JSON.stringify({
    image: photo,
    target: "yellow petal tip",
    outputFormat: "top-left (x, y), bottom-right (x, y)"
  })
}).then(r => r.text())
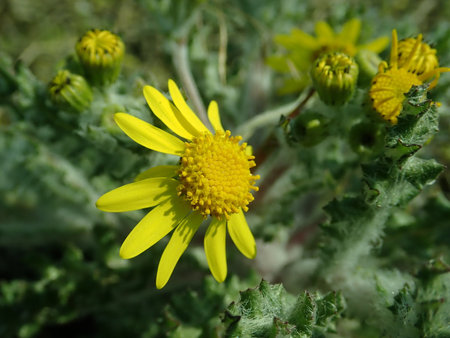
top-left (113, 112), bottom-right (126, 123)
top-left (214, 273), bottom-right (227, 283)
top-left (119, 245), bottom-right (136, 260)
top-left (156, 275), bottom-right (169, 289)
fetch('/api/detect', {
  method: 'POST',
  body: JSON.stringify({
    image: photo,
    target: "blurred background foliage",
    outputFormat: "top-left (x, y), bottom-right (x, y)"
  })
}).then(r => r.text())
top-left (1, 0), bottom-right (449, 337)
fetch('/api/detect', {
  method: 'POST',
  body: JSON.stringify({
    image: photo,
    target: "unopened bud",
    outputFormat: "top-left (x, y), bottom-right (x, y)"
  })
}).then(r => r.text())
top-left (311, 52), bottom-right (359, 106)
top-left (48, 70), bottom-right (92, 112)
top-left (290, 112), bottom-right (328, 147)
top-left (76, 29), bottom-right (125, 86)
top-left (349, 121), bottom-right (384, 158)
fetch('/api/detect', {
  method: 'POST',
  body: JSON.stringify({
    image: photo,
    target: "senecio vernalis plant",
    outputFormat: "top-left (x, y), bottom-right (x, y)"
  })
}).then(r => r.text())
top-left (1, 10), bottom-right (450, 337)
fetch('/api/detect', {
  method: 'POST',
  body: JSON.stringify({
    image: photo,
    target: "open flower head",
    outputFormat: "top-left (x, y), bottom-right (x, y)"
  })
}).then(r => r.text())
top-left (96, 80), bottom-right (260, 289)
top-left (268, 19), bottom-right (389, 93)
top-left (369, 30), bottom-right (449, 124)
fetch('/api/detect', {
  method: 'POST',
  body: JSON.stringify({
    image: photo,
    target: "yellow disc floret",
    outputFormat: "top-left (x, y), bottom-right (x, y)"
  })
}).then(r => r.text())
top-left (369, 64), bottom-right (422, 124)
top-left (397, 37), bottom-right (438, 75)
top-left (177, 130), bottom-right (259, 220)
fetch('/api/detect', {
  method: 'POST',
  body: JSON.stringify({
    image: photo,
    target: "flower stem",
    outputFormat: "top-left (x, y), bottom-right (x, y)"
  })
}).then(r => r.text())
top-left (237, 88), bottom-right (315, 140)
top-left (171, 39), bottom-right (210, 128)
top-left (287, 88), bottom-right (316, 119)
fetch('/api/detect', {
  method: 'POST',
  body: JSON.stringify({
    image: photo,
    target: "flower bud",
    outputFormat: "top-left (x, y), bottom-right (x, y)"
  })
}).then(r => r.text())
top-left (349, 121), bottom-right (384, 158)
top-left (48, 70), bottom-right (92, 112)
top-left (75, 29), bottom-right (125, 86)
top-left (290, 112), bottom-right (329, 147)
top-left (311, 52), bottom-right (359, 106)
top-left (355, 49), bottom-right (382, 86)
top-left (398, 37), bottom-right (438, 75)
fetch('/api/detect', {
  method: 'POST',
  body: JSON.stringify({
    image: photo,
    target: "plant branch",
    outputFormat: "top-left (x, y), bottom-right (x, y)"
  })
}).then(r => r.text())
top-left (171, 39), bottom-right (210, 128)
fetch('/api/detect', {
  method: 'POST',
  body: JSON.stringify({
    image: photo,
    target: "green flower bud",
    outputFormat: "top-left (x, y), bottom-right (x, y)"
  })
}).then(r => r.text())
top-left (290, 112), bottom-right (329, 147)
top-left (349, 121), bottom-right (385, 158)
top-left (48, 70), bottom-right (93, 112)
top-left (75, 29), bottom-right (125, 86)
top-left (311, 52), bottom-right (359, 106)
top-left (355, 49), bottom-right (382, 86)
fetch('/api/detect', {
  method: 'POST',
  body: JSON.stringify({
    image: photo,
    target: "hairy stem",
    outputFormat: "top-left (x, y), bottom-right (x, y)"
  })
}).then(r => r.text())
top-left (237, 90), bottom-right (312, 140)
top-left (171, 39), bottom-right (210, 128)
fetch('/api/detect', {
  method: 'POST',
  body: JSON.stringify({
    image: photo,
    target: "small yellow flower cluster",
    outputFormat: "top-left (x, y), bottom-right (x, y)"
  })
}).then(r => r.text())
top-left (369, 30), bottom-right (449, 124)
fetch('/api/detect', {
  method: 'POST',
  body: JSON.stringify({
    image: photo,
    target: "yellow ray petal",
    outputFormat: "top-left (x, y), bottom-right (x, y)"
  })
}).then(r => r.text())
top-left (135, 165), bottom-right (179, 182)
top-left (169, 101), bottom-right (206, 138)
top-left (143, 85), bottom-right (195, 140)
top-left (359, 36), bottom-right (390, 54)
top-left (114, 113), bottom-right (185, 155)
top-left (204, 218), bottom-right (227, 283)
top-left (339, 19), bottom-right (361, 44)
top-left (119, 195), bottom-right (191, 259)
top-left (228, 209), bottom-right (256, 259)
top-left (168, 79), bottom-right (211, 135)
top-left (315, 21), bottom-right (334, 40)
top-left (96, 178), bottom-right (178, 212)
top-left (390, 30), bottom-right (399, 68)
top-left (275, 28), bottom-right (318, 50)
top-left (291, 28), bottom-right (319, 49)
top-left (156, 211), bottom-right (204, 289)
top-left (207, 100), bottom-right (224, 132)
top-left (266, 55), bottom-right (291, 73)
top-left (402, 34), bottom-right (423, 70)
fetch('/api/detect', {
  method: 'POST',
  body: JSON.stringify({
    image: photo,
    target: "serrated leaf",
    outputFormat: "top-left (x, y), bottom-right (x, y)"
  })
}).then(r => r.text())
top-left (385, 101), bottom-right (438, 161)
top-left (388, 284), bottom-right (418, 325)
top-left (222, 280), bottom-right (345, 337)
top-left (289, 292), bottom-right (316, 335)
top-left (362, 157), bottom-right (443, 207)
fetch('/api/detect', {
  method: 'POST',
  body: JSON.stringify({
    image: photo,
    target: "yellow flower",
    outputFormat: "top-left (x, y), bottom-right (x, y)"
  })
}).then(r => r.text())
top-left (268, 19), bottom-right (389, 94)
top-left (397, 36), bottom-right (438, 75)
top-left (369, 30), bottom-right (449, 124)
top-left (96, 80), bottom-right (260, 289)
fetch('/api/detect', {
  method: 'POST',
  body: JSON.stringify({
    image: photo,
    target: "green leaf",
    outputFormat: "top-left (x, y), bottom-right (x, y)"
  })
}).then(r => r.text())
top-left (385, 88), bottom-right (439, 163)
top-left (222, 280), bottom-right (345, 337)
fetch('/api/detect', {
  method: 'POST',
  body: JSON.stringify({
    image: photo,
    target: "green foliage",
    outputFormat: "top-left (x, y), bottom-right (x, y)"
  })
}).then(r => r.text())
top-left (1, 1), bottom-right (449, 337)
top-left (222, 280), bottom-right (345, 337)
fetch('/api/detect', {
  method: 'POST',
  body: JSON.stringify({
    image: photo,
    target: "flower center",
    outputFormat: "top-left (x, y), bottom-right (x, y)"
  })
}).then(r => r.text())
top-left (369, 67), bottom-right (422, 124)
top-left (177, 131), bottom-right (259, 219)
